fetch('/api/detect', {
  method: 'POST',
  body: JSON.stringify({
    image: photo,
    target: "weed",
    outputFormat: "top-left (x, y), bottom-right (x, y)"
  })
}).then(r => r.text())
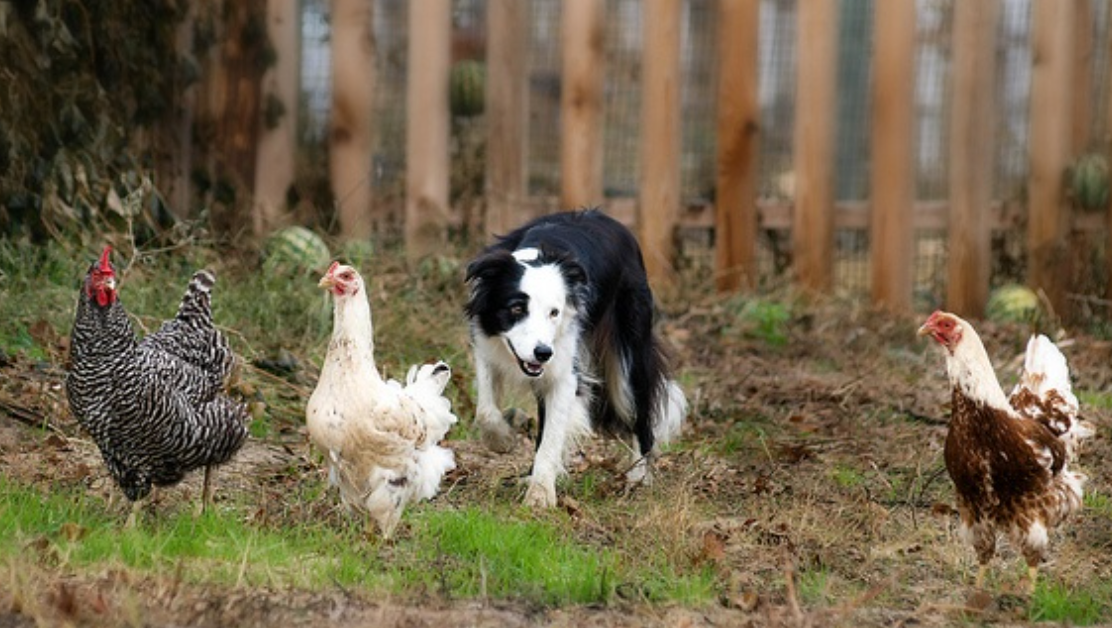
top-left (796, 568), bottom-right (832, 607)
top-left (727, 297), bottom-right (792, 346)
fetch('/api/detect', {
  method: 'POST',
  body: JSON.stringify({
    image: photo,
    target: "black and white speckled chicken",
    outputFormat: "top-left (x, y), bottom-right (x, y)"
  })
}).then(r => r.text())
top-left (66, 247), bottom-right (249, 522)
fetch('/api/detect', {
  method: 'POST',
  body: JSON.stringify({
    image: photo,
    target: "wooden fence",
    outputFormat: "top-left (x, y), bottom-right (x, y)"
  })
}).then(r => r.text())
top-left (313, 0), bottom-right (1112, 318)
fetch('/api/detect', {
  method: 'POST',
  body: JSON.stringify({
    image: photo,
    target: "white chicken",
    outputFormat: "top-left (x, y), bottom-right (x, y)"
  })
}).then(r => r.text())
top-left (306, 262), bottom-right (458, 538)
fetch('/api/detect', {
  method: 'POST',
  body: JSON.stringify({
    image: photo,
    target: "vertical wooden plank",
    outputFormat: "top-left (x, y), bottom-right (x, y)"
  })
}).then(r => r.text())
top-left (1072, 0), bottom-right (1093, 154)
top-left (252, 0), bottom-right (300, 236)
top-left (560, 0), bottom-right (605, 209)
top-left (792, 0), bottom-right (838, 292)
top-left (485, 0), bottom-right (530, 237)
top-left (1027, 0), bottom-right (1076, 315)
top-left (1106, 3), bottom-right (1112, 302)
top-left (947, 0), bottom-right (999, 318)
top-left (158, 4), bottom-right (196, 219)
top-left (329, 0), bottom-right (375, 240)
top-left (406, 0), bottom-right (452, 261)
top-left (869, 0), bottom-right (916, 310)
top-left (714, 0), bottom-right (760, 292)
top-left (640, 0), bottom-right (683, 288)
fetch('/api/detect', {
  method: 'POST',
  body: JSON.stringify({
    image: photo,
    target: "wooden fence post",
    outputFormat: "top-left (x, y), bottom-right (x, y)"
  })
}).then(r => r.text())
top-left (1028, 0), bottom-right (1076, 316)
top-left (560, 0), bottom-right (605, 210)
top-left (329, 0), bottom-right (375, 241)
top-left (792, 0), bottom-right (838, 292)
top-left (1107, 4), bottom-right (1112, 303)
top-left (947, 0), bottom-right (999, 318)
top-left (869, 0), bottom-right (916, 310)
top-left (714, 0), bottom-right (760, 292)
top-left (405, 1), bottom-right (451, 261)
top-left (252, 0), bottom-right (299, 237)
top-left (485, 0), bottom-right (530, 237)
top-left (640, 0), bottom-right (682, 289)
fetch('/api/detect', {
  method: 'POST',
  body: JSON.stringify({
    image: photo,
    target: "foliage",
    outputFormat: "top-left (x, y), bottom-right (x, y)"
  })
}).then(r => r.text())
top-left (0, 1), bottom-right (186, 239)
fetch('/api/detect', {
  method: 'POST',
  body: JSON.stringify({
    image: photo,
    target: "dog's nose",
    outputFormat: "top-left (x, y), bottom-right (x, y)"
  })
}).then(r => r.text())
top-left (534, 344), bottom-right (553, 363)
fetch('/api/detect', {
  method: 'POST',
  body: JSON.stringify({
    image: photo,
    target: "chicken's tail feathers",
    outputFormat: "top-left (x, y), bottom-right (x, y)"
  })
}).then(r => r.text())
top-left (405, 361), bottom-right (451, 394)
top-left (1018, 334), bottom-right (1074, 401)
top-left (403, 361), bottom-right (458, 437)
top-left (176, 270), bottom-right (217, 323)
top-left (414, 443), bottom-right (456, 501)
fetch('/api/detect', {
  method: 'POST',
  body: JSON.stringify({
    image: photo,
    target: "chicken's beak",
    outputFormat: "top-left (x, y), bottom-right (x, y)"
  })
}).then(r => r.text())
top-left (916, 322), bottom-right (932, 337)
top-left (318, 275), bottom-right (336, 290)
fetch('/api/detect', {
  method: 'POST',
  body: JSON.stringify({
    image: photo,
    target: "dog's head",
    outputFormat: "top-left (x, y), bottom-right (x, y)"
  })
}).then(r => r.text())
top-left (465, 245), bottom-right (587, 378)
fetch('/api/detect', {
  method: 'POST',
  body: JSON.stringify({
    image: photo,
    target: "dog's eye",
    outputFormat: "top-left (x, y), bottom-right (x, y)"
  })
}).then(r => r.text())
top-left (509, 304), bottom-right (525, 317)
top-left (549, 308), bottom-right (560, 319)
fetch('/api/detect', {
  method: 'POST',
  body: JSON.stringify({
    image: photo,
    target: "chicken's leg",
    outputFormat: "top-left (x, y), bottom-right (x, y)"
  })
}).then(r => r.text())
top-left (1023, 565), bottom-right (1039, 594)
top-left (196, 465), bottom-right (213, 516)
top-left (125, 487), bottom-right (159, 528)
top-left (974, 565), bottom-right (987, 590)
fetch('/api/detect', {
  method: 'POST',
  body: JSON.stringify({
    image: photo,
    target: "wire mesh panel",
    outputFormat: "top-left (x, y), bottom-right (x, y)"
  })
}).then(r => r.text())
top-left (373, 2), bottom-right (410, 208)
top-left (681, 2), bottom-right (718, 203)
top-left (528, 0), bottom-right (562, 196)
top-left (832, 0), bottom-right (874, 296)
top-left (757, 0), bottom-right (797, 202)
top-left (602, 0), bottom-right (643, 198)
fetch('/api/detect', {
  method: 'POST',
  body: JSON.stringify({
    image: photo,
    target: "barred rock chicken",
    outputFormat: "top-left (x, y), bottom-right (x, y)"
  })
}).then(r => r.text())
top-left (66, 247), bottom-right (249, 523)
top-left (306, 262), bottom-right (457, 538)
top-left (919, 311), bottom-right (1093, 591)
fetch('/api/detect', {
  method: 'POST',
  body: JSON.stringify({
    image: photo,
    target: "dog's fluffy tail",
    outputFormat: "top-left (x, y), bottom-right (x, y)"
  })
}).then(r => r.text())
top-left (653, 379), bottom-right (687, 445)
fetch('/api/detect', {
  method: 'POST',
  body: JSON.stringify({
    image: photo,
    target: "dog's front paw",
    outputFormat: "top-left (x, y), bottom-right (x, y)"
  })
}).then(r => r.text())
top-left (523, 479), bottom-right (557, 508)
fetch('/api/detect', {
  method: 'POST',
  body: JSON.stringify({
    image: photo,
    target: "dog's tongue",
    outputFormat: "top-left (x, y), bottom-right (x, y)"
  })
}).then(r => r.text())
top-left (522, 360), bottom-right (544, 376)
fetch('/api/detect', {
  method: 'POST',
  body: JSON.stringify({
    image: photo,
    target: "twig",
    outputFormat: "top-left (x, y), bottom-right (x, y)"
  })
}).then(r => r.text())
top-left (0, 397), bottom-right (66, 435)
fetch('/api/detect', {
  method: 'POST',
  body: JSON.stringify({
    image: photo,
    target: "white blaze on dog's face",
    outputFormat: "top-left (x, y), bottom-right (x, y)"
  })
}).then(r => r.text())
top-left (503, 248), bottom-right (573, 378)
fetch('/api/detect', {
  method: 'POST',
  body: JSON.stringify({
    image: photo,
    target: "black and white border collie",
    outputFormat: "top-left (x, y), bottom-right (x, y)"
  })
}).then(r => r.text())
top-left (464, 209), bottom-right (687, 507)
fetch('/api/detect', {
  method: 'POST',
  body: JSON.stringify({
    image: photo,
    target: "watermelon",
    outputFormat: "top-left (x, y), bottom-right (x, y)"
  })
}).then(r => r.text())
top-left (264, 226), bottom-right (331, 275)
top-left (449, 60), bottom-right (485, 118)
top-left (1069, 153), bottom-right (1110, 211)
top-left (985, 284), bottom-right (1040, 324)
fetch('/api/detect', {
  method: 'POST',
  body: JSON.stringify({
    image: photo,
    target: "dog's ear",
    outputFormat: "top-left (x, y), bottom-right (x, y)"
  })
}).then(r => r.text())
top-left (537, 244), bottom-right (588, 288)
top-left (465, 249), bottom-right (516, 285)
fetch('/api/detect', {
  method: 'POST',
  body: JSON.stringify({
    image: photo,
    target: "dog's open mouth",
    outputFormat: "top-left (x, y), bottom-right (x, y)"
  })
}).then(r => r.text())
top-left (517, 359), bottom-right (544, 378)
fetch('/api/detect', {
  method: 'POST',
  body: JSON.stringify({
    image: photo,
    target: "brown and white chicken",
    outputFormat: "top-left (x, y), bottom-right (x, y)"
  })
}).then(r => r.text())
top-left (919, 311), bottom-right (1093, 591)
top-left (306, 262), bottom-right (457, 538)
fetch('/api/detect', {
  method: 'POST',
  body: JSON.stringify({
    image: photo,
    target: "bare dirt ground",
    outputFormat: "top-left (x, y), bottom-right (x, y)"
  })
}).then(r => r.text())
top-left (2, 292), bottom-right (1110, 627)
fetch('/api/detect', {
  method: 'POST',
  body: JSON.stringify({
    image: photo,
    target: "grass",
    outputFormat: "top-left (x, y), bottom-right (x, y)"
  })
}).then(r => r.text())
top-left (0, 478), bottom-right (714, 606)
top-left (1029, 580), bottom-right (1112, 625)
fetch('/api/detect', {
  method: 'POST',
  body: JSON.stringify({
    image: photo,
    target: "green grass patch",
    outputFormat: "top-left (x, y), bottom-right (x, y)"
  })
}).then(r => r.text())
top-left (1083, 491), bottom-right (1112, 518)
top-left (1078, 389), bottom-right (1112, 411)
top-left (726, 297), bottom-right (792, 347)
top-left (1029, 580), bottom-right (1112, 625)
top-left (0, 478), bottom-right (381, 590)
top-left (0, 480), bottom-right (715, 606)
top-left (829, 465), bottom-right (866, 489)
top-left (797, 567), bottom-right (832, 606)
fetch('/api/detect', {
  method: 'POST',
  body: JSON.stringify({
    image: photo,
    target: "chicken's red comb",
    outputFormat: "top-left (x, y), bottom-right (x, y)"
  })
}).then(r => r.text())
top-left (98, 246), bottom-right (113, 272)
top-left (326, 261), bottom-right (339, 275)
